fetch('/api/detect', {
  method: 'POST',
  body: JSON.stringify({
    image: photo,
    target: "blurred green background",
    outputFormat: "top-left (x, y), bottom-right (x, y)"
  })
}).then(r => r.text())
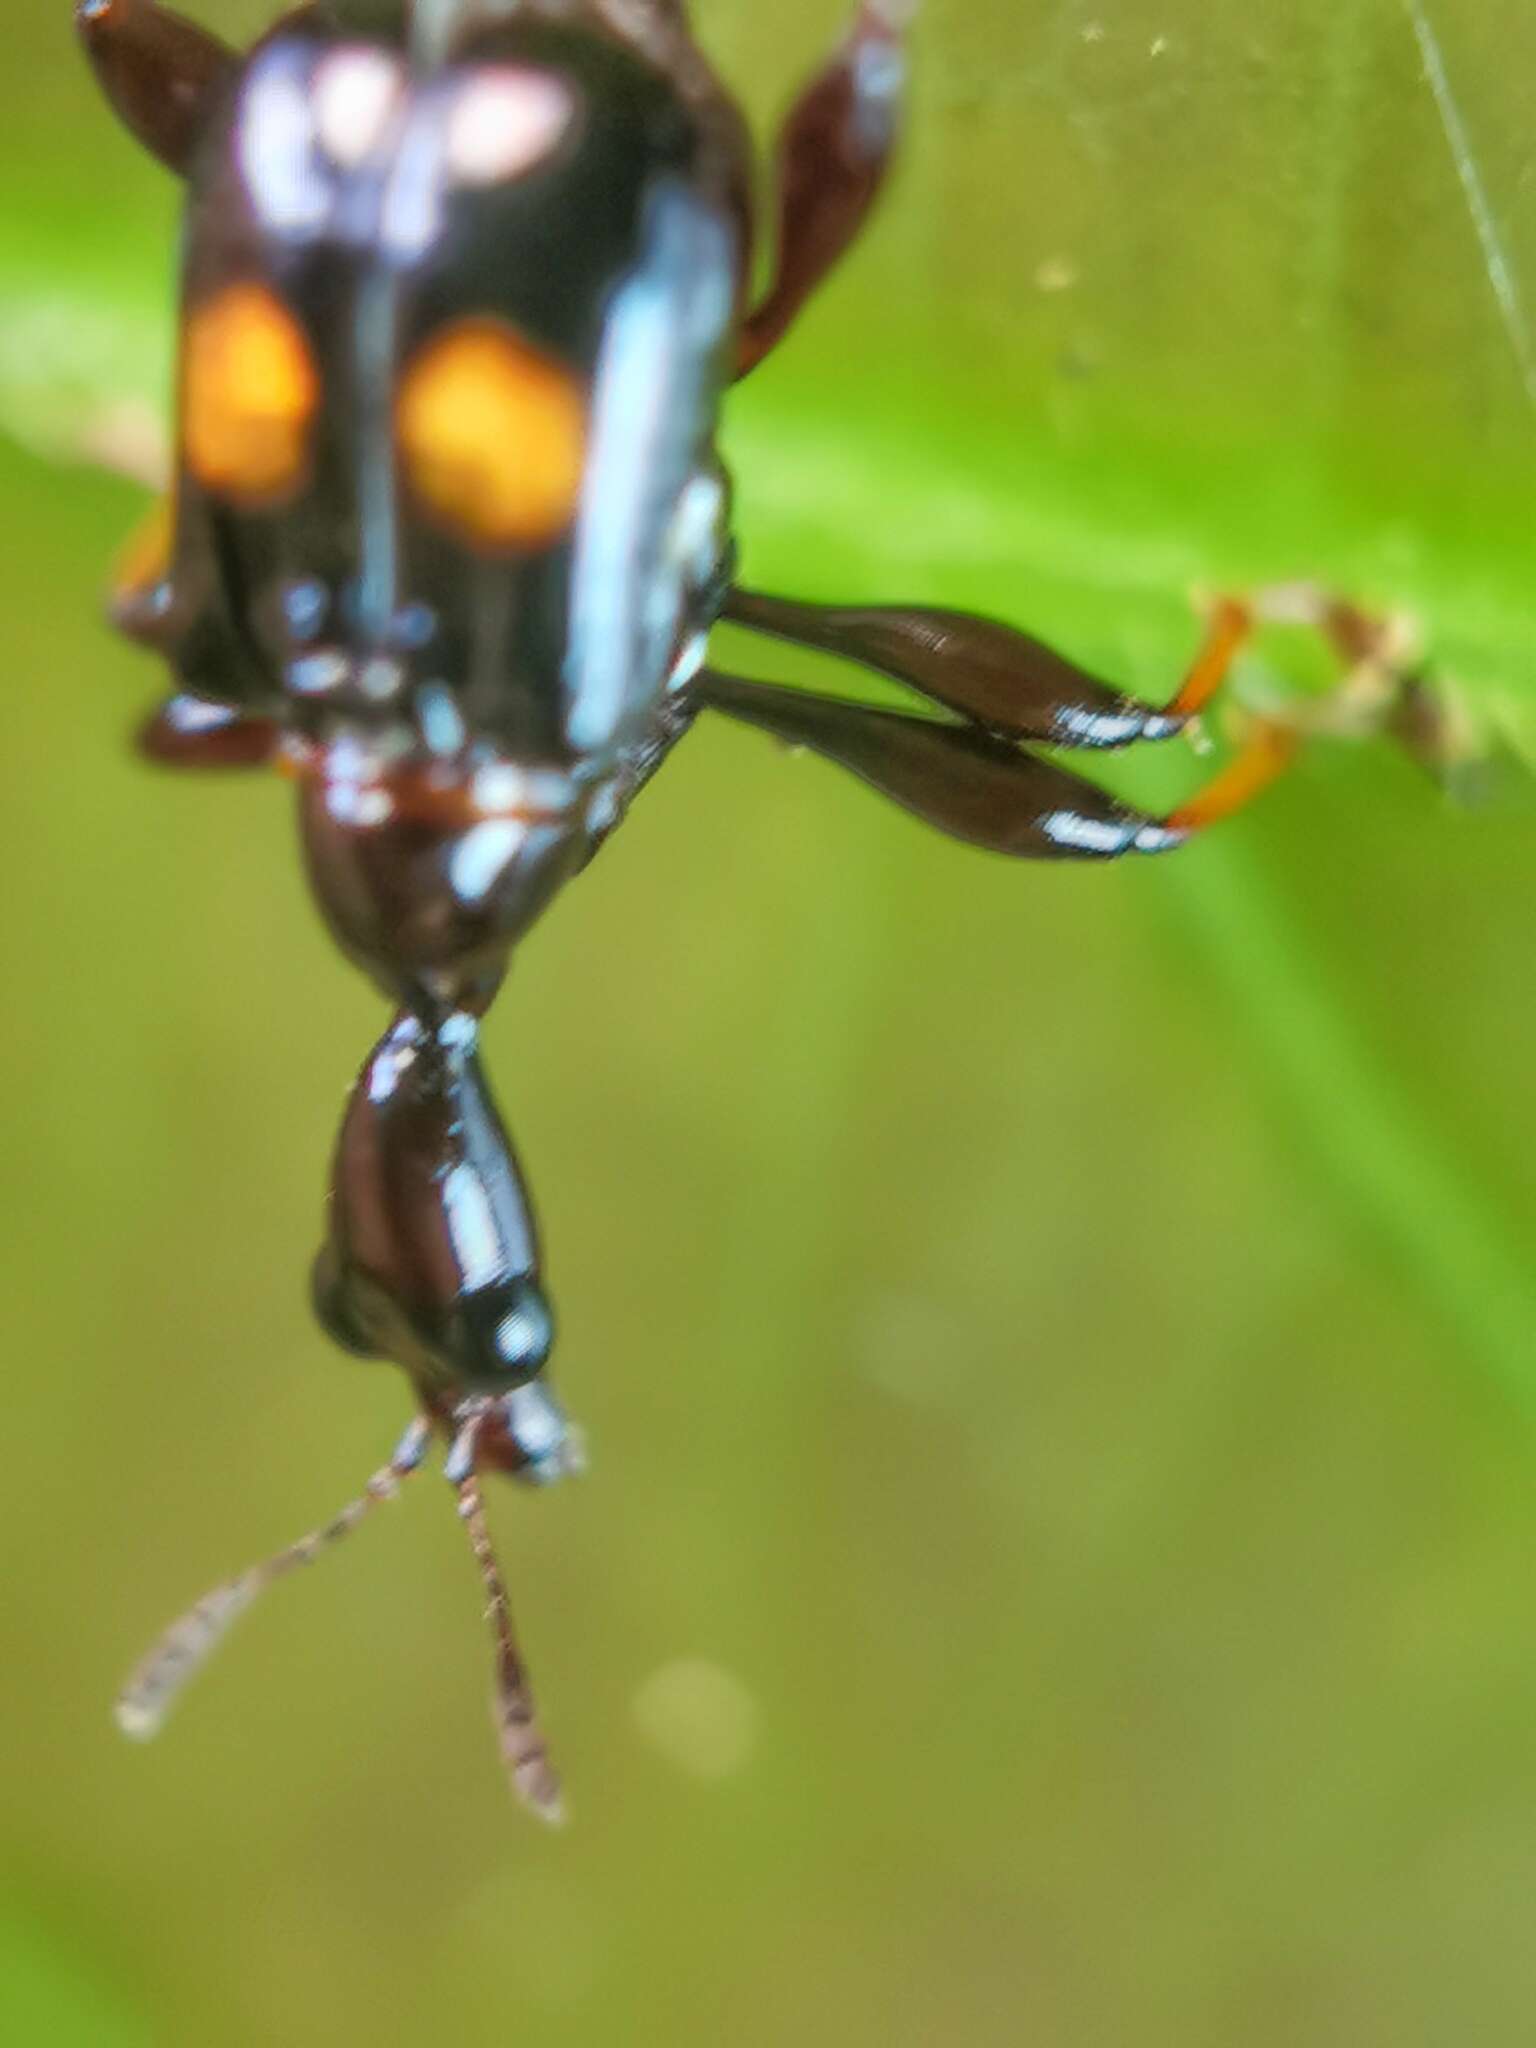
top-left (4, 1), bottom-right (1536, 2041)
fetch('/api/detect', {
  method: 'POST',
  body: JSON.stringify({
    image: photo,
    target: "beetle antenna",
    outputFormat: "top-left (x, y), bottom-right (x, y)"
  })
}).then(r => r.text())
top-left (114, 1417), bottom-right (433, 1741)
top-left (450, 1411), bottom-right (564, 1824)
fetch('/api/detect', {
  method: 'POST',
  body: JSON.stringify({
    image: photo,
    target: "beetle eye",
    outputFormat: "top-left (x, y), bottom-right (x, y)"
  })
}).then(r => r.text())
top-left (181, 283), bottom-right (321, 505)
top-left (396, 320), bottom-right (587, 551)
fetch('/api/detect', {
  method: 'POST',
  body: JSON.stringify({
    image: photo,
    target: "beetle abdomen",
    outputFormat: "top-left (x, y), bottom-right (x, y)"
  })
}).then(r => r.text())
top-left (165, 13), bottom-right (736, 768)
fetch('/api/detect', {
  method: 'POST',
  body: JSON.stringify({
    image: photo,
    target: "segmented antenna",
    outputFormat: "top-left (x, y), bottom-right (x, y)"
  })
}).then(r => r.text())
top-left (115, 1418), bottom-right (433, 1741)
top-left (449, 1411), bottom-right (564, 1823)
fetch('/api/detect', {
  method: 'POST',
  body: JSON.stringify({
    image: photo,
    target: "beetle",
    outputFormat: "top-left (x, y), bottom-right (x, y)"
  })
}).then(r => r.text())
top-left (80, 0), bottom-right (1317, 1819)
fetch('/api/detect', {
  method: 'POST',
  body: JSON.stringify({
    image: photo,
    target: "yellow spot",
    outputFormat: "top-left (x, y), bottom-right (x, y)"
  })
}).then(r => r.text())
top-left (397, 320), bottom-right (585, 551)
top-left (112, 492), bottom-right (174, 603)
top-left (182, 284), bottom-right (320, 503)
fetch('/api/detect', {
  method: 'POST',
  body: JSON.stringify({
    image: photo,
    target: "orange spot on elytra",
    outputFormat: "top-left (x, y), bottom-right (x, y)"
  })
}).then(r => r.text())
top-left (396, 320), bottom-right (585, 551)
top-left (182, 284), bottom-right (320, 504)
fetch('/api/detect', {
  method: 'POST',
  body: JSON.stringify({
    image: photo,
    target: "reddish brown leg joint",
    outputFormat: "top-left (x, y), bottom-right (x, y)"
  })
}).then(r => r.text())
top-left (736, 3), bottom-right (909, 379)
top-left (77, 0), bottom-right (237, 176)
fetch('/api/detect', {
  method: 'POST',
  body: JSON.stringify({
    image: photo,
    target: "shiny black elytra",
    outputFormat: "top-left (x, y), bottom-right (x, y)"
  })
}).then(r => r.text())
top-left (81, 0), bottom-right (1293, 1819)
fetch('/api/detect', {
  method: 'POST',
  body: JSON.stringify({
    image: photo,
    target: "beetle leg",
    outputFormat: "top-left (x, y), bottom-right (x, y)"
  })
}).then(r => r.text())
top-left (579, 690), bottom-right (700, 867)
top-left (735, 2), bottom-right (910, 380)
top-left (108, 490), bottom-right (181, 649)
top-left (138, 697), bottom-right (283, 770)
top-left (698, 670), bottom-right (1295, 859)
top-left (724, 587), bottom-right (1251, 748)
top-left (76, 0), bottom-right (237, 176)
top-left (112, 502), bottom-right (282, 767)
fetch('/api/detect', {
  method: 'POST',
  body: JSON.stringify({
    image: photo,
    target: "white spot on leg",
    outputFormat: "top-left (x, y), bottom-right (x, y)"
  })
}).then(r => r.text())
top-left (1040, 809), bottom-right (1134, 855)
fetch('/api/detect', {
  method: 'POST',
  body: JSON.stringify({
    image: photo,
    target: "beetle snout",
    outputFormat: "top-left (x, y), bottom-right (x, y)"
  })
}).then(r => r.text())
top-left (465, 1381), bottom-right (583, 1488)
top-left (316, 1009), bottom-right (566, 1424)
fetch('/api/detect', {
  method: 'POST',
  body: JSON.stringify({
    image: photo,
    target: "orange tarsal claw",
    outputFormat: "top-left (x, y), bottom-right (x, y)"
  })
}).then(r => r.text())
top-left (1168, 597), bottom-right (1255, 721)
top-left (1167, 719), bottom-right (1299, 834)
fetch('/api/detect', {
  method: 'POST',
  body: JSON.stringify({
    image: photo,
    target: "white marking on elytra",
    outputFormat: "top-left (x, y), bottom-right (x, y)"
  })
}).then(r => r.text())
top-left (312, 46), bottom-right (406, 168)
top-left (444, 68), bottom-right (575, 188)
top-left (240, 56), bottom-right (326, 237)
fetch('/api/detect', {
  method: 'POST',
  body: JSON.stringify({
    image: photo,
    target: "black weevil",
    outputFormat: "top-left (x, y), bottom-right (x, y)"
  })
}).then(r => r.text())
top-left (80, 0), bottom-right (1341, 1818)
